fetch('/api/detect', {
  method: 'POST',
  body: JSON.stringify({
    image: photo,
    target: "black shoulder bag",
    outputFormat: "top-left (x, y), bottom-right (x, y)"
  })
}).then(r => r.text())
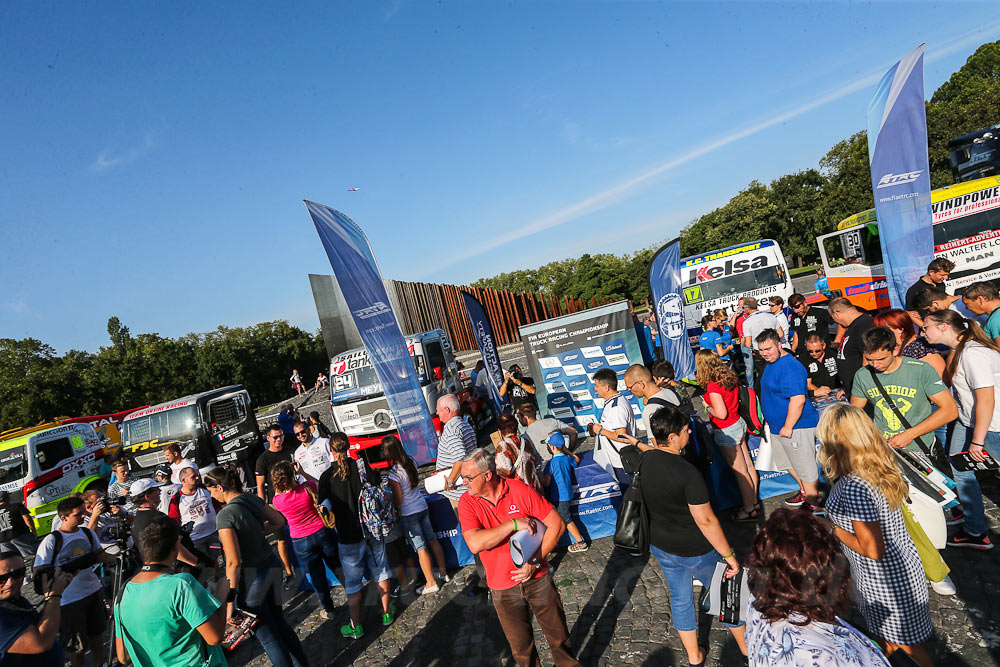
top-left (613, 451), bottom-right (650, 554)
top-left (866, 367), bottom-right (938, 458)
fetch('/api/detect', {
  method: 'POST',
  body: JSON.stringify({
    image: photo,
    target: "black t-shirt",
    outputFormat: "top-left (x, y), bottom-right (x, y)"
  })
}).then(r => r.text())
top-left (254, 448), bottom-right (293, 500)
top-left (798, 347), bottom-right (841, 392)
top-left (836, 313), bottom-right (874, 394)
top-left (638, 449), bottom-right (713, 557)
top-left (509, 376), bottom-right (537, 411)
top-left (790, 306), bottom-right (834, 348)
top-left (0, 503), bottom-right (31, 542)
top-left (316, 458), bottom-right (380, 545)
top-left (130, 508), bottom-right (169, 561)
top-left (905, 277), bottom-right (937, 311)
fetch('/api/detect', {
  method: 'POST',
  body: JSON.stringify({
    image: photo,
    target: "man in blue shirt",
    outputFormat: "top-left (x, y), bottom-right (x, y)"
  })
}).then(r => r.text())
top-left (962, 281), bottom-right (1000, 345)
top-left (757, 328), bottom-right (822, 513)
top-left (543, 433), bottom-right (587, 553)
top-left (698, 316), bottom-right (732, 361)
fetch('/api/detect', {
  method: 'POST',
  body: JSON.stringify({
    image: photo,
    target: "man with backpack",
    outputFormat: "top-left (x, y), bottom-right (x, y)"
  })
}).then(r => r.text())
top-left (588, 368), bottom-right (637, 486)
top-left (623, 364), bottom-right (679, 450)
top-left (517, 403), bottom-right (579, 463)
top-left (33, 497), bottom-right (116, 667)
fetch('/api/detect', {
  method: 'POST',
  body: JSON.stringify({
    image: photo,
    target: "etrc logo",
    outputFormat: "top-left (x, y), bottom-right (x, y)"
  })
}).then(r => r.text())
top-left (876, 171), bottom-right (922, 188)
top-left (544, 370), bottom-right (562, 381)
top-left (353, 301), bottom-right (391, 320)
top-left (656, 294), bottom-right (686, 341)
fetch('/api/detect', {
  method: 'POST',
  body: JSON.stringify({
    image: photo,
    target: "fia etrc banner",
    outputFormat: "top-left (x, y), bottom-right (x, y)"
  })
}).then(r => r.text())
top-left (460, 292), bottom-right (508, 415)
top-left (648, 238), bottom-right (696, 381)
top-left (866, 44), bottom-right (935, 310)
top-left (304, 201), bottom-right (438, 465)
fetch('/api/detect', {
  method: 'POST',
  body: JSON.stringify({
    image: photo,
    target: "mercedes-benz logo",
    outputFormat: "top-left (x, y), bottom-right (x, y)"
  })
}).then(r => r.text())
top-left (372, 410), bottom-right (393, 430)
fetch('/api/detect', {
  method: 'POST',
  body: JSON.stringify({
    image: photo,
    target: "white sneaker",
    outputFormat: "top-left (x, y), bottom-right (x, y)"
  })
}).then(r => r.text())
top-left (416, 583), bottom-right (439, 595)
top-left (929, 575), bottom-right (956, 596)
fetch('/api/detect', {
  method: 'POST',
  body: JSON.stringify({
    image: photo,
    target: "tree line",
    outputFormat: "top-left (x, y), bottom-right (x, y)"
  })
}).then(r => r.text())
top-left (0, 317), bottom-right (327, 433)
top-left (475, 40), bottom-right (1000, 299)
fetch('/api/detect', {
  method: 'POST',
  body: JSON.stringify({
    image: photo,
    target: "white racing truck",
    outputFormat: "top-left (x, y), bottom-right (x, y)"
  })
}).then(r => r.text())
top-left (328, 329), bottom-right (490, 469)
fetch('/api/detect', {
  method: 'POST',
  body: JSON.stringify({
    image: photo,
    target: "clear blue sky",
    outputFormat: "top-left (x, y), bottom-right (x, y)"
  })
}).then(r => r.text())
top-left (4, 2), bottom-right (1000, 353)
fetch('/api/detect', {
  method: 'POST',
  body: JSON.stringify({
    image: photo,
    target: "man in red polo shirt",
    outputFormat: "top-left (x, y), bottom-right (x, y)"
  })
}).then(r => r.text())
top-left (458, 449), bottom-right (580, 667)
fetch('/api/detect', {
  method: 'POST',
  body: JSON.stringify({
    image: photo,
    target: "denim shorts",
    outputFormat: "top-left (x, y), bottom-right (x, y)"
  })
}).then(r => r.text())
top-left (339, 540), bottom-right (391, 595)
top-left (402, 509), bottom-right (437, 553)
top-left (555, 500), bottom-right (572, 524)
top-left (713, 418), bottom-right (746, 447)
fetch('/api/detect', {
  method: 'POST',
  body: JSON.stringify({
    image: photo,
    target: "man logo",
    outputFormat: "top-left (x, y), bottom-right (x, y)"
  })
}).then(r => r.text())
top-left (876, 171), bottom-right (923, 188)
top-left (657, 294), bottom-right (685, 341)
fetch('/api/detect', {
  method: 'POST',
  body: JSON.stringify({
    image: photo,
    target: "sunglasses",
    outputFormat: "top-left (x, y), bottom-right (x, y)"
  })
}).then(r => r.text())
top-left (0, 568), bottom-right (25, 584)
top-left (294, 431), bottom-right (309, 438)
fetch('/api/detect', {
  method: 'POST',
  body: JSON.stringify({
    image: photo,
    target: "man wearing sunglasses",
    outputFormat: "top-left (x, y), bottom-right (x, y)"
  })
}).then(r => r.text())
top-left (0, 550), bottom-right (73, 664)
top-left (253, 424), bottom-right (296, 588)
top-left (291, 420), bottom-right (332, 484)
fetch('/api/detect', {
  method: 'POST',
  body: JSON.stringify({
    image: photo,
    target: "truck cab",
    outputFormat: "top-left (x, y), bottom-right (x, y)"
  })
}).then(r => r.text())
top-left (329, 329), bottom-right (483, 468)
top-left (119, 385), bottom-right (261, 481)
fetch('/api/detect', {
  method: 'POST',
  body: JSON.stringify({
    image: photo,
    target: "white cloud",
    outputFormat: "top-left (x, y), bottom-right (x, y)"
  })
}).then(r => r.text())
top-left (90, 133), bottom-right (155, 173)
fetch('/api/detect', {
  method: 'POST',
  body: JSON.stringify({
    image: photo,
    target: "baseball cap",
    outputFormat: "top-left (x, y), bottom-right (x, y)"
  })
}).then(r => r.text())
top-left (545, 432), bottom-right (566, 450)
top-left (129, 478), bottom-right (165, 497)
top-left (153, 466), bottom-right (171, 479)
top-left (281, 404), bottom-right (293, 413)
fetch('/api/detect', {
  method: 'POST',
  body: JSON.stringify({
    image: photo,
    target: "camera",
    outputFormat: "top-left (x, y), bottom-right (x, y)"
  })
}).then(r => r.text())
top-left (99, 497), bottom-right (129, 514)
top-left (508, 365), bottom-right (522, 381)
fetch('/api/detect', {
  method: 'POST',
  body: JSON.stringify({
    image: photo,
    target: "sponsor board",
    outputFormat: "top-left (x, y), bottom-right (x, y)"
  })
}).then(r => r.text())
top-left (545, 382), bottom-right (569, 394)
top-left (562, 364), bottom-right (586, 376)
top-left (570, 389), bottom-right (593, 402)
top-left (581, 346), bottom-right (604, 358)
top-left (605, 353), bottom-right (629, 366)
top-left (539, 357), bottom-right (561, 369)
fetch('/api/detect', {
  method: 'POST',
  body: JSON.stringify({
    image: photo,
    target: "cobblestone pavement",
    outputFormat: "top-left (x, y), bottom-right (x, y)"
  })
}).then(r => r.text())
top-left (229, 476), bottom-right (1000, 667)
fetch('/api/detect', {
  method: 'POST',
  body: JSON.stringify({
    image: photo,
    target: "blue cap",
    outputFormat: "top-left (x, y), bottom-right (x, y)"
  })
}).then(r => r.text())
top-left (545, 432), bottom-right (565, 449)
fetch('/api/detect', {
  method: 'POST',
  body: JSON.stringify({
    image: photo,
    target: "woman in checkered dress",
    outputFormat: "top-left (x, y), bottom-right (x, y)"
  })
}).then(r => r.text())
top-left (817, 404), bottom-right (933, 667)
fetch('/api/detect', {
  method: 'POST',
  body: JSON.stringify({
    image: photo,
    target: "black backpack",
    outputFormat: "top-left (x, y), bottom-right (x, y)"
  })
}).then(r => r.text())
top-left (646, 398), bottom-right (713, 470)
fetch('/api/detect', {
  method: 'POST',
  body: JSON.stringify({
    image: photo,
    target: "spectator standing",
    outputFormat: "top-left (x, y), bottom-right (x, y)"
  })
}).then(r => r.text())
top-left (651, 360), bottom-right (698, 418)
top-left (0, 550), bottom-right (73, 665)
top-left (641, 407), bottom-right (747, 663)
top-left (699, 315), bottom-right (732, 361)
top-left (308, 411), bottom-right (332, 440)
top-left (543, 434), bottom-right (588, 552)
top-left (204, 466), bottom-right (308, 666)
top-left (163, 443), bottom-right (198, 485)
top-left (115, 515), bottom-right (228, 667)
top-left (817, 404), bottom-right (933, 667)
top-left (588, 368), bottom-right (637, 486)
top-left (694, 351), bottom-right (759, 520)
top-left (435, 395), bottom-right (479, 505)
top-left (517, 403), bottom-right (579, 463)
top-left (741, 297), bottom-right (781, 389)
top-left (254, 425), bottom-right (296, 586)
top-left (962, 280), bottom-right (1000, 345)
top-left (745, 509), bottom-right (889, 667)
top-left (167, 468), bottom-right (219, 562)
top-left (922, 310), bottom-right (1000, 551)
top-left (0, 493), bottom-right (37, 561)
top-left (382, 436), bottom-right (450, 594)
top-left (787, 293), bottom-right (835, 352)
top-left (495, 414), bottom-right (543, 491)
top-left (730, 298), bottom-right (753, 387)
top-left (500, 364), bottom-right (537, 413)
top-left (904, 257), bottom-right (955, 312)
top-left (316, 434), bottom-right (394, 639)
top-left (767, 295), bottom-right (791, 347)
top-left (277, 404), bottom-right (298, 439)
top-left (849, 327), bottom-right (957, 452)
top-left (914, 288), bottom-right (962, 317)
top-left (98, 453), bottom-right (113, 481)
top-left (32, 497), bottom-right (115, 667)
top-left (292, 420), bottom-right (332, 484)
top-left (873, 309), bottom-right (946, 378)
top-left (79, 490), bottom-right (128, 551)
top-left (814, 267), bottom-right (831, 296)
top-left (458, 449), bottom-right (580, 667)
top-left (757, 329), bottom-right (823, 512)
top-left (154, 466), bottom-right (180, 514)
top-left (270, 462), bottom-right (340, 620)
top-left (622, 364), bottom-right (679, 449)
top-left (107, 461), bottom-right (131, 500)
top-left (128, 479), bottom-right (200, 568)
top-left (290, 369), bottom-right (305, 396)
top-left (798, 334), bottom-right (843, 399)
top-left (828, 297), bottom-right (874, 394)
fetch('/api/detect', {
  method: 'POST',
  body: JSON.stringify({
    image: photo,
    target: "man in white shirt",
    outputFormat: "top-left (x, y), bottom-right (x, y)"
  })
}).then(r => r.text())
top-left (768, 295), bottom-right (791, 347)
top-left (291, 420), bottom-right (332, 483)
top-left (154, 466), bottom-right (180, 514)
top-left (622, 364), bottom-right (679, 449)
top-left (163, 443), bottom-right (198, 485)
top-left (741, 296), bottom-right (781, 389)
top-left (167, 467), bottom-right (219, 562)
top-left (588, 368), bottom-right (636, 486)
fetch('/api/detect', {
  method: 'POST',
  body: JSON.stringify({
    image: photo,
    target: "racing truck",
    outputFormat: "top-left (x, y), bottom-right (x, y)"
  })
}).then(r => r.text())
top-left (328, 329), bottom-right (490, 469)
top-left (119, 385), bottom-right (262, 483)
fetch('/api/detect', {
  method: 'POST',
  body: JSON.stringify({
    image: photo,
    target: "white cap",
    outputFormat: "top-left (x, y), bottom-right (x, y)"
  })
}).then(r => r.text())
top-left (129, 478), bottom-right (165, 497)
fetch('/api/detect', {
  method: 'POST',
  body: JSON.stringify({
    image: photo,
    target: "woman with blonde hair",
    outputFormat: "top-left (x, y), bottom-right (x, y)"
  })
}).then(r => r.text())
top-left (695, 349), bottom-right (759, 521)
top-left (817, 403), bottom-right (932, 667)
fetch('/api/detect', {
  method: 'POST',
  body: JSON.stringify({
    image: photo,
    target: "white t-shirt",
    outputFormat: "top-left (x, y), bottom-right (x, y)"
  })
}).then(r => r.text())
top-left (474, 369), bottom-right (490, 394)
top-left (593, 393), bottom-right (636, 475)
top-left (170, 459), bottom-right (199, 485)
top-left (174, 487), bottom-right (218, 541)
top-left (35, 528), bottom-right (103, 605)
top-left (742, 311), bottom-right (781, 350)
top-left (952, 341), bottom-right (1000, 431)
top-left (772, 311), bottom-right (790, 345)
top-left (293, 437), bottom-right (333, 480)
top-left (388, 463), bottom-right (428, 517)
top-left (158, 483), bottom-right (181, 514)
top-left (641, 388), bottom-right (680, 437)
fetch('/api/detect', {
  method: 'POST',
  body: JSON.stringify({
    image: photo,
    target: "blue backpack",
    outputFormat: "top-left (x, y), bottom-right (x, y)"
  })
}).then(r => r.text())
top-left (357, 461), bottom-right (397, 541)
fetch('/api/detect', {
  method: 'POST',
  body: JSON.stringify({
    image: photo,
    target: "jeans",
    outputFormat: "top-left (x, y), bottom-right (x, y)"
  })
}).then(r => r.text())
top-left (491, 573), bottom-right (581, 667)
top-left (240, 554), bottom-right (309, 667)
top-left (947, 422), bottom-right (1000, 536)
top-left (650, 545), bottom-right (743, 632)
top-left (339, 539), bottom-right (390, 596)
top-left (401, 509), bottom-right (436, 553)
top-left (741, 345), bottom-right (754, 387)
top-left (291, 527), bottom-right (340, 613)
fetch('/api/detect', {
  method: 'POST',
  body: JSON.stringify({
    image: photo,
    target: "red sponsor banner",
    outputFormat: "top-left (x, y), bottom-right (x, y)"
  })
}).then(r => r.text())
top-left (935, 228), bottom-right (1000, 254)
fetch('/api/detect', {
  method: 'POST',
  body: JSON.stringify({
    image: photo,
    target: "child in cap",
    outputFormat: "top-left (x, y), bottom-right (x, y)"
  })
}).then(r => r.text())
top-left (543, 432), bottom-right (588, 553)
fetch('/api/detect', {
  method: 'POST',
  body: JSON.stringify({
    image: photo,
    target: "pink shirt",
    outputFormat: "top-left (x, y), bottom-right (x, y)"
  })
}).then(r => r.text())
top-left (272, 482), bottom-right (324, 539)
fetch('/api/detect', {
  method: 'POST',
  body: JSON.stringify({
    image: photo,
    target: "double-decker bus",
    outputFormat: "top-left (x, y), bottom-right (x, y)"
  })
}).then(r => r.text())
top-left (816, 175), bottom-right (1000, 310)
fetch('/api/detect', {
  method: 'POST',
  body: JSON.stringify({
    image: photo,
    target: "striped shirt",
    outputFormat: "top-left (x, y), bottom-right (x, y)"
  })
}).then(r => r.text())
top-left (435, 417), bottom-right (478, 500)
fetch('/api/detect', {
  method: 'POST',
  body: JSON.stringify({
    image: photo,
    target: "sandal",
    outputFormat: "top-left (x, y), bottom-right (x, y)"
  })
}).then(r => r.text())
top-left (733, 507), bottom-right (759, 522)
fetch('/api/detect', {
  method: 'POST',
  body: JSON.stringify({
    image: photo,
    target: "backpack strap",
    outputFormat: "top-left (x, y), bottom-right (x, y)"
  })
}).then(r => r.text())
top-left (646, 397), bottom-right (672, 409)
top-left (865, 367), bottom-right (936, 458)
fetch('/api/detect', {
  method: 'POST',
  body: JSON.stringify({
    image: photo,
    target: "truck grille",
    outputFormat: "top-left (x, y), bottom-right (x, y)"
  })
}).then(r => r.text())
top-left (358, 398), bottom-right (390, 417)
top-left (136, 451), bottom-right (166, 469)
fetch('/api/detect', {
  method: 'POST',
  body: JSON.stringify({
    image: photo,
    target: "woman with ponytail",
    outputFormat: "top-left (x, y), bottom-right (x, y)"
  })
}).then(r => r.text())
top-left (923, 309), bottom-right (1000, 551)
top-left (817, 404), bottom-right (932, 667)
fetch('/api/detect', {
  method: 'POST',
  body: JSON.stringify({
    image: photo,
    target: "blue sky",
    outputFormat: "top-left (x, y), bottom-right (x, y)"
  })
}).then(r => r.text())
top-left (4, 2), bottom-right (1000, 353)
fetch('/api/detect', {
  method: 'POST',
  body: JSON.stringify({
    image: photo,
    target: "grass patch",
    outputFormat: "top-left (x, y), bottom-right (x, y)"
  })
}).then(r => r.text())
top-left (789, 264), bottom-right (820, 277)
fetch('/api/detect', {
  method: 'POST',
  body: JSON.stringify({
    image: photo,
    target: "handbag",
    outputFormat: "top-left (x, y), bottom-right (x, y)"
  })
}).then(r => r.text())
top-left (306, 485), bottom-right (336, 530)
top-left (901, 503), bottom-right (950, 586)
top-left (753, 424), bottom-right (777, 472)
top-left (613, 452), bottom-right (650, 554)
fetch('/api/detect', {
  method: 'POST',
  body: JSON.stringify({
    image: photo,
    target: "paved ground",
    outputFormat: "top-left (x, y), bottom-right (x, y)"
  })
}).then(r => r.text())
top-left (234, 396), bottom-right (1000, 667)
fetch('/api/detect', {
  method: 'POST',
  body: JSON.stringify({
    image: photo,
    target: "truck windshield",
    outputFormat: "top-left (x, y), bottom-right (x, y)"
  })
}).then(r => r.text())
top-left (697, 265), bottom-right (786, 302)
top-left (0, 446), bottom-right (27, 486)
top-left (122, 406), bottom-right (199, 448)
top-left (332, 354), bottom-right (428, 400)
top-left (823, 224), bottom-right (884, 268)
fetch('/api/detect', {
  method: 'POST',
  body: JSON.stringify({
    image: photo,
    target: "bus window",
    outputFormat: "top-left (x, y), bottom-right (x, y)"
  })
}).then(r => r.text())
top-left (209, 394), bottom-right (248, 435)
top-left (35, 437), bottom-right (73, 472)
top-left (933, 208), bottom-right (1000, 249)
top-left (822, 225), bottom-right (883, 268)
